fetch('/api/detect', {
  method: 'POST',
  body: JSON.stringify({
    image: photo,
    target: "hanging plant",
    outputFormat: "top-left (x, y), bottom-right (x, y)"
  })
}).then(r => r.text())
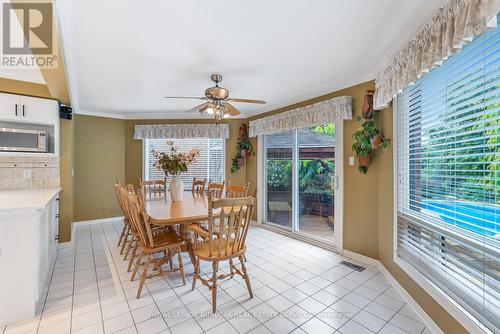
top-left (231, 124), bottom-right (253, 174)
top-left (352, 110), bottom-right (390, 174)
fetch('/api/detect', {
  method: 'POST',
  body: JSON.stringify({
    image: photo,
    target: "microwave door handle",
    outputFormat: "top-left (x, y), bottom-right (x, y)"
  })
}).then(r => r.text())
top-left (22, 105), bottom-right (25, 117)
top-left (15, 104), bottom-right (18, 116)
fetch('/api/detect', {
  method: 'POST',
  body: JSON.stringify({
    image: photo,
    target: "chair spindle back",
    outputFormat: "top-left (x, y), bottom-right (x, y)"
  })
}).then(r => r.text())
top-left (207, 194), bottom-right (255, 258)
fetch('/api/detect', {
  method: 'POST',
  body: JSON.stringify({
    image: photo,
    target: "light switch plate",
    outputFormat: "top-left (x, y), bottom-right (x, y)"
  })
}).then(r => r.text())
top-left (349, 156), bottom-right (355, 166)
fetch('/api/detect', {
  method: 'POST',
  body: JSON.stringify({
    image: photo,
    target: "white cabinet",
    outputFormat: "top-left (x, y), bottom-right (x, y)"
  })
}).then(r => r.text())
top-left (0, 93), bottom-right (22, 121)
top-left (21, 96), bottom-right (59, 124)
top-left (0, 92), bottom-right (59, 125)
top-left (0, 190), bottom-right (60, 326)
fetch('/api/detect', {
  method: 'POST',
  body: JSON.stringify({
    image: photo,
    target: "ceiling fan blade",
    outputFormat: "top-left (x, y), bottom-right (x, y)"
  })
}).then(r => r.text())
top-left (224, 102), bottom-right (241, 116)
top-left (163, 96), bottom-right (207, 100)
top-left (227, 98), bottom-right (266, 104)
top-left (185, 102), bottom-right (209, 113)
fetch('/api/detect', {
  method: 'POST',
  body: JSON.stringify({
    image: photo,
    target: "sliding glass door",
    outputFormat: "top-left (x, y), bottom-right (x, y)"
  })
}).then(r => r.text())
top-left (263, 123), bottom-right (341, 245)
top-left (264, 131), bottom-right (293, 228)
top-left (298, 126), bottom-right (336, 240)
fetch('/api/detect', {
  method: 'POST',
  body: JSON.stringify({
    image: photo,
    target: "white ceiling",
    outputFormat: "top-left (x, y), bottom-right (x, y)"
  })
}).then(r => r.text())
top-left (57, 0), bottom-right (445, 119)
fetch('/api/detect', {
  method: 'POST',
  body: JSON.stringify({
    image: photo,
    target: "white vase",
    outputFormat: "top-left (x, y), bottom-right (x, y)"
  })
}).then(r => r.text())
top-left (170, 176), bottom-right (184, 201)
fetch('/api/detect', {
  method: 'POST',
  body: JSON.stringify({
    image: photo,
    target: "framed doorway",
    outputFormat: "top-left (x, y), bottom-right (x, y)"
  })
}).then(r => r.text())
top-left (257, 120), bottom-right (344, 251)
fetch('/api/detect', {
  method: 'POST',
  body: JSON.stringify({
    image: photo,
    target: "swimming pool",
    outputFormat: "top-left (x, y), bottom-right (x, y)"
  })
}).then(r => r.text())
top-left (421, 200), bottom-right (499, 237)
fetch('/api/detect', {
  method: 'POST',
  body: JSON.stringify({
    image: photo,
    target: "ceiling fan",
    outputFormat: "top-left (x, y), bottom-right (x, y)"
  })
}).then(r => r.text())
top-left (164, 73), bottom-right (266, 120)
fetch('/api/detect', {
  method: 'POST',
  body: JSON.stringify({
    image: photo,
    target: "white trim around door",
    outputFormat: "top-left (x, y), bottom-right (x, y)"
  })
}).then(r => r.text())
top-left (256, 120), bottom-right (344, 252)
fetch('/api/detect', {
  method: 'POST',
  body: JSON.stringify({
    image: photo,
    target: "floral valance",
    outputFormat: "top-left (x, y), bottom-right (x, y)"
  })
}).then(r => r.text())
top-left (249, 95), bottom-right (352, 137)
top-left (133, 124), bottom-right (230, 140)
top-left (374, 0), bottom-right (500, 110)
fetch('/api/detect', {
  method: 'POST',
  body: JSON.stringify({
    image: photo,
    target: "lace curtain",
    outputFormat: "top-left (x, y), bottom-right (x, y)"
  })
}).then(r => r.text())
top-left (133, 124), bottom-right (230, 139)
top-left (374, 0), bottom-right (500, 110)
top-left (249, 95), bottom-right (352, 137)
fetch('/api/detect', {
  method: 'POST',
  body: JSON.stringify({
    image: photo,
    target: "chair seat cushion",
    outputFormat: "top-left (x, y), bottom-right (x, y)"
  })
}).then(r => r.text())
top-left (194, 239), bottom-right (245, 259)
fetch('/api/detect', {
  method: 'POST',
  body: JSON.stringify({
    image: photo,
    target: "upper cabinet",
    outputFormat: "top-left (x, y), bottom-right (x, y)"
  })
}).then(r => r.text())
top-left (20, 96), bottom-right (59, 124)
top-left (0, 92), bottom-right (60, 156)
top-left (0, 92), bottom-right (59, 124)
top-left (0, 92), bottom-right (23, 121)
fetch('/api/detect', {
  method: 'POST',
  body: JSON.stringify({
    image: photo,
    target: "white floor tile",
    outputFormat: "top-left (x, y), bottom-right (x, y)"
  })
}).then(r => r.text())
top-left (131, 304), bottom-right (160, 324)
top-left (300, 317), bottom-right (335, 334)
top-left (1, 225), bottom-right (436, 334)
top-left (352, 310), bottom-right (386, 332)
top-left (103, 313), bottom-right (134, 334)
top-left (378, 323), bottom-right (407, 334)
top-left (364, 302), bottom-right (397, 321)
top-left (338, 319), bottom-right (375, 334)
top-left (72, 322), bottom-right (104, 334)
top-left (71, 308), bottom-right (102, 331)
top-left (228, 313), bottom-right (260, 333)
top-left (266, 295), bottom-right (294, 313)
top-left (169, 318), bottom-right (203, 334)
top-left (205, 321), bottom-right (238, 334)
top-left (389, 313), bottom-right (425, 334)
top-left (135, 317), bottom-right (168, 334)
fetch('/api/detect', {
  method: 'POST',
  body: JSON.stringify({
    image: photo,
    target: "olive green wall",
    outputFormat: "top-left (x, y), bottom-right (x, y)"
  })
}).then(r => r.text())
top-left (124, 119), bottom-right (249, 188)
top-left (73, 115), bottom-right (125, 221)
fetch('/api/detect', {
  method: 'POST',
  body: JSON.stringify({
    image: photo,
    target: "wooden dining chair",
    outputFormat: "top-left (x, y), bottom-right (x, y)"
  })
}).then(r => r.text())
top-left (114, 181), bottom-right (131, 254)
top-left (226, 181), bottom-right (250, 198)
top-left (140, 177), bottom-right (167, 194)
top-left (192, 177), bottom-right (206, 194)
top-left (207, 180), bottom-right (225, 199)
top-left (123, 187), bottom-right (186, 298)
top-left (191, 194), bottom-right (256, 313)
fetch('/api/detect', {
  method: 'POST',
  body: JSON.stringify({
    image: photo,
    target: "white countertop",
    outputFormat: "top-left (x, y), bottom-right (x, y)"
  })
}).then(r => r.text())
top-left (0, 188), bottom-right (61, 211)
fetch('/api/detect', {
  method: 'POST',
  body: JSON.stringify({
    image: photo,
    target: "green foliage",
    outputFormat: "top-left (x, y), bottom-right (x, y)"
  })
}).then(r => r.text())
top-left (421, 83), bottom-right (500, 204)
top-left (352, 114), bottom-right (390, 173)
top-left (232, 124), bottom-right (252, 174)
top-left (266, 160), bottom-right (292, 188)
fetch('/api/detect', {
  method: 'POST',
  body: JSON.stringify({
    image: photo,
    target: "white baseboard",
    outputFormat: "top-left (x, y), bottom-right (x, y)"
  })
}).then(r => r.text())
top-left (56, 241), bottom-right (73, 249)
top-left (377, 262), bottom-right (444, 334)
top-left (56, 217), bottom-right (124, 249)
top-left (342, 250), bottom-right (380, 267)
top-left (342, 250), bottom-right (443, 334)
top-left (72, 216), bottom-right (124, 227)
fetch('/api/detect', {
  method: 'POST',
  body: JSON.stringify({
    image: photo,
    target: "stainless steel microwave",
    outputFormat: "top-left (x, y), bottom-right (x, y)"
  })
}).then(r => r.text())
top-left (0, 127), bottom-right (47, 152)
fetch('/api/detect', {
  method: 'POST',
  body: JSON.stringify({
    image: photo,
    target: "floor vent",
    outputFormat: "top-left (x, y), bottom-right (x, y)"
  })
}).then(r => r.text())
top-left (341, 261), bottom-right (366, 272)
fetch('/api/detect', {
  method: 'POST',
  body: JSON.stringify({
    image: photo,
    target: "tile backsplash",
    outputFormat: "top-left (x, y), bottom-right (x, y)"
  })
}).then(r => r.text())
top-left (0, 155), bottom-right (60, 190)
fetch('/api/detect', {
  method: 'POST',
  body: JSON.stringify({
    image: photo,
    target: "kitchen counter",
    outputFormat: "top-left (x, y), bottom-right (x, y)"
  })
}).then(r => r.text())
top-left (0, 188), bottom-right (61, 211)
top-left (0, 188), bottom-right (61, 325)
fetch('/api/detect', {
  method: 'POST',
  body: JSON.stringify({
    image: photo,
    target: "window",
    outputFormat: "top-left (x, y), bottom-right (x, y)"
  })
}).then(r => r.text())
top-left (144, 138), bottom-right (224, 185)
top-left (396, 26), bottom-right (499, 333)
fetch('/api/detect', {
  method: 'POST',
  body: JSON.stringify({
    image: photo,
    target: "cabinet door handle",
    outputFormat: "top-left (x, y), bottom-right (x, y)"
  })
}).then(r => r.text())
top-left (22, 105), bottom-right (25, 117)
top-left (15, 104), bottom-right (18, 116)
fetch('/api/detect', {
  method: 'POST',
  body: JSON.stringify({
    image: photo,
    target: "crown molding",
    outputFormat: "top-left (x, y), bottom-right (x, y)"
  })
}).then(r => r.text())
top-left (54, 0), bottom-right (80, 110)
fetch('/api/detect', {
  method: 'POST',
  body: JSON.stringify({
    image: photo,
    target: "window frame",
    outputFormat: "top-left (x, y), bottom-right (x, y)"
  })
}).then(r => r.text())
top-left (142, 137), bottom-right (226, 184)
top-left (393, 96), bottom-right (494, 334)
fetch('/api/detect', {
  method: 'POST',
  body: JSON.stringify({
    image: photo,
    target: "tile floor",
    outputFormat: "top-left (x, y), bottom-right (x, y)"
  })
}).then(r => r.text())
top-left (1, 222), bottom-right (431, 334)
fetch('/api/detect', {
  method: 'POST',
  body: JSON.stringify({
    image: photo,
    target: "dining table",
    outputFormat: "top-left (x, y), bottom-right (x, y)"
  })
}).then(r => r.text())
top-left (144, 191), bottom-right (222, 265)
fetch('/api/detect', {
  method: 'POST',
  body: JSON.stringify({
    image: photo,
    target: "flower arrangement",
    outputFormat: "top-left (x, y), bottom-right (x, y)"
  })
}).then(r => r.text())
top-left (151, 140), bottom-right (201, 176)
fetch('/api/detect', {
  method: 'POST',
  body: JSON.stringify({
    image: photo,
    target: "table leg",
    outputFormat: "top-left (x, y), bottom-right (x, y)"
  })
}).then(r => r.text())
top-left (179, 224), bottom-right (197, 267)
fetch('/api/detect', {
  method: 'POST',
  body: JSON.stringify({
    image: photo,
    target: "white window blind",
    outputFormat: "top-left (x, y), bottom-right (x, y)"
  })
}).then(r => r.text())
top-left (397, 25), bottom-right (499, 333)
top-left (144, 138), bottom-right (224, 186)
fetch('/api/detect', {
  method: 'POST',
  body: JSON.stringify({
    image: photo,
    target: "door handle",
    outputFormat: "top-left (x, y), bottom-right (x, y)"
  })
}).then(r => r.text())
top-left (15, 104), bottom-right (18, 116)
top-left (22, 105), bottom-right (25, 117)
top-left (332, 175), bottom-right (339, 190)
